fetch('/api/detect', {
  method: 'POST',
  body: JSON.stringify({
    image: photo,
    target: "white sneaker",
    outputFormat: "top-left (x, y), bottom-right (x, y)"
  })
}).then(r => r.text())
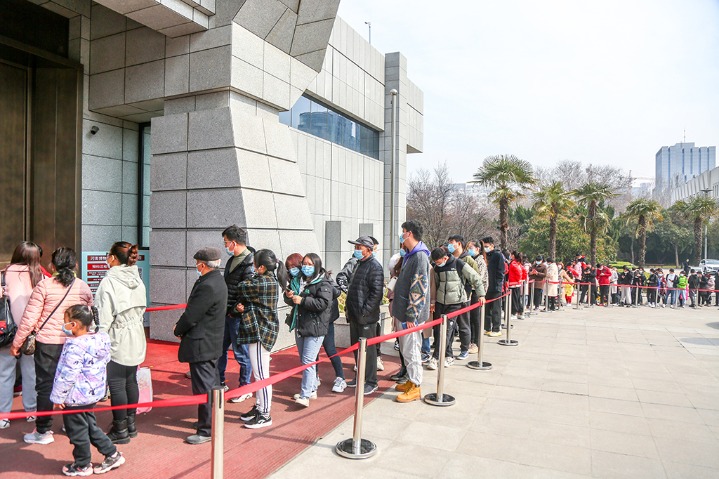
top-left (228, 393), bottom-right (253, 404)
top-left (294, 396), bottom-right (310, 407)
top-left (444, 357), bottom-right (454, 367)
top-left (26, 415), bottom-right (36, 423)
top-left (293, 392), bottom-right (317, 400)
top-left (24, 429), bottom-right (54, 445)
top-left (427, 357), bottom-right (438, 370)
top-left (332, 377), bottom-right (347, 393)
top-left (0, 419), bottom-right (9, 429)
top-left (376, 358), bottom-right (385, 371)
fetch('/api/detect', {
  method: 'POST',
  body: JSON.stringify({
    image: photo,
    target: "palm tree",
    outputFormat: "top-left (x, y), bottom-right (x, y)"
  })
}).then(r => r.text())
top-left (532, 181), bottom-right (575, 259)
top-left (676, 195), bottom-right (719, 264)
top-left (471, 154), bottom-right (535, 248)
top-left (624, 198), bottom-right (663, 267)
top-left (573, 182), bottom-right (616, 265)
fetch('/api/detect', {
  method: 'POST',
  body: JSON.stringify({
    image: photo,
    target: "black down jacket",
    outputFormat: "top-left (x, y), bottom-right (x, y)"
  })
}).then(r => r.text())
top-left (225, 248), bottom-right (255, 316)
top-left (284, 276), bottom-right (334, 337)
top-left (345, 257), bottom-right (384, 325)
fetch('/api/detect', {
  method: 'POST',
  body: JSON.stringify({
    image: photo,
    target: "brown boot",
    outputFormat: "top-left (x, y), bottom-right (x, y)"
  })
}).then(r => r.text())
top-left (396, 383), bottom-right (421, 403)
top-left (395, 381), bottom-right (413, 393)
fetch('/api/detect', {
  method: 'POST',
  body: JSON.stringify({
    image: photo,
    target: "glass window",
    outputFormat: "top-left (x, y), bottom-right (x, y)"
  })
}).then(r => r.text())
top-left (138, 123), bottom-right (151, 248)
top-left (280, 94), bottom-right (379, 160)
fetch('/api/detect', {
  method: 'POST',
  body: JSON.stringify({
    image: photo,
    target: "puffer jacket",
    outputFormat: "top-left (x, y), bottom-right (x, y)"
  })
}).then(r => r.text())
top-left (96, 265), bottom-right (147, 366)
top-left (12, 276), bottom-right (93, 348)
top-left (508, 260), bottom-right (526, 287)
top-left (431, 256), bottom-right (483, 305)
top-left (486, 248), bottom-right (506, 293)
top-left (345, 256), bottom-right (384, 325)
top-left (50, 331), bottom-right (112, 406)
top-left (529, 263), bottom-right (547, 289)
top-left (284, 275), bottom-right (334, 337)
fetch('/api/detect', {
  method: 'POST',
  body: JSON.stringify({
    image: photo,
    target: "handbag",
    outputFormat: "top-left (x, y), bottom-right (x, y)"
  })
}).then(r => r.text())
top-left (0, 271), bottom-right (16, 348)
top-left (21, 278), bottom-right (75, 355)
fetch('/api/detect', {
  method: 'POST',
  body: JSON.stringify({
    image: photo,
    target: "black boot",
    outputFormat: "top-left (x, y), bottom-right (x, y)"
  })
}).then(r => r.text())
top-left (106, 419), bottom-right (130, 444)
top-left (126, 413), bottom-right (137, 438)
top-left (390, 368), bottom-right (407, 381)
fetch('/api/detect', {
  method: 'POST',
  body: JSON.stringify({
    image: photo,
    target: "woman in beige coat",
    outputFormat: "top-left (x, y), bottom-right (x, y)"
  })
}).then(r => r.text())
top-left (10, 247), bottom-right (93, 445)
top-left (96, 242), bottom-right (147, 444)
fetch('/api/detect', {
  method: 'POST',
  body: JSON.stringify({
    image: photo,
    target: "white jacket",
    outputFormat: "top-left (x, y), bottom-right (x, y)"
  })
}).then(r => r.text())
top-left (96, 265), bottom-right (147, 366)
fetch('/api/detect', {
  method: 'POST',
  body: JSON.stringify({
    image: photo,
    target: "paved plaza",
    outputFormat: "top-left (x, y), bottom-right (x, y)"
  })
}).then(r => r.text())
top-left (273, 304), bottom-right (719, 478)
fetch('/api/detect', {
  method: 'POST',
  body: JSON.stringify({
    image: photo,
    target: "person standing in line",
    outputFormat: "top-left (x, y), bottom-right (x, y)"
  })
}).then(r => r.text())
top-left (465, 240), bottom-right (488, 353)
top-left (344, 236), bottom-right (384, 395)
top-left (665, 269), bottom-right (678, 308)
top-left (646, 269), bottom-right (659, 307)
top-left (174, 248), bottom-right (227, 444)
top-left (1, 242), bottom-right (42, 429)
top-left (10, 248), bottom-right (93, 445)
top-left (447, 235), bottom-right (481, 359)
top-left (508, 251), bottom-right (526, 319)
top-left (284, 253), bottom-right (333, 407)
top-left (609, 266), bottom-right (619, 305)
top-left (218, 225), bottom-right (255, 404)
top-left (595, 263), bottom-right (611, 306)
top-left (483, 237), bottom-right (506, 337)
top-left (528, 256), bottom-right (546, 311)
top-left (235, 249), bottom-right (287, 429)
top-left (688, 270), bottom-right (701, 308)
top-left (676, 271), bottom-right (688, 307)
top-left (618, 266), bottom-right (633, 307)
top-left (336, 236), bottom-right (385, 372)
top-left (545, 259), bottom-right (559, 311)
top-left (96, 242), bottom-right (147, 444)
top-left (52, 305), bottom-right (125, 476)
top-left (392, 221), bottom-right (432, 402)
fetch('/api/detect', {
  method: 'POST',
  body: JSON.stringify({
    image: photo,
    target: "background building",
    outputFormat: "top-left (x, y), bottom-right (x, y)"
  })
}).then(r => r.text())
top-left (0, 0), bottom-right (423, 342)
top-left (653, 142), bottom-right (716, 204)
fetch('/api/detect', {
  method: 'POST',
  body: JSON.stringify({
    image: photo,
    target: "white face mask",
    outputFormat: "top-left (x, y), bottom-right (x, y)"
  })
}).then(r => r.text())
top-left (484, 246), bottom-right (491, 253)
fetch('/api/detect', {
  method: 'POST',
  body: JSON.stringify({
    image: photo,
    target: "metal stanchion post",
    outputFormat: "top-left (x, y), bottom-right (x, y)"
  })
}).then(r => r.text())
top-left (633, 285), bottom-right (639, 308)
top-left (574, 283), bottom-right (580, 310)
top-left (424, 315), bottom-right (456, 406)
top-left (210, 387), bottom-right (224, 479)
top-left (468, 302), bottom-right (492, 370)
top-left (498, 293), bottom-right (518, 347)
top-left (336, 338), bottom-right (377, 459)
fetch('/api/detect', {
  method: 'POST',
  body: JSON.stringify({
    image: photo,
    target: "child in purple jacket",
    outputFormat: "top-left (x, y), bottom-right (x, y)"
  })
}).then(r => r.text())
top-left (51, 305), bottom-right (125, 476)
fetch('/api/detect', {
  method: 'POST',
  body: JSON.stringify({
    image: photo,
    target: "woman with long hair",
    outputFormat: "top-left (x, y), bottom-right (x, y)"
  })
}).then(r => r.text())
top-left (96, 242), bottom-right (147, 444)
top-left (0, 242), bottom-right (43, 429)
top-left (284, 253), bottom-right (334, 407)
top-left (10, 247), bottom-right (93, 444)
top-left (235, 249), bottom-right (287, 429)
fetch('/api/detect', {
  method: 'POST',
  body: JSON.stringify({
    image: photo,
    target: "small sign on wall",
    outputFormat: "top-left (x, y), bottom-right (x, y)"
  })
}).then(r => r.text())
top-left (81, 250), bottom-right (151, 306)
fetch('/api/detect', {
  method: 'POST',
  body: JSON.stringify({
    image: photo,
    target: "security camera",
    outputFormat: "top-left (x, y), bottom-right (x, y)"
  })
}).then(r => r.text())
top-left (90, 126), bottom-right (99, 135)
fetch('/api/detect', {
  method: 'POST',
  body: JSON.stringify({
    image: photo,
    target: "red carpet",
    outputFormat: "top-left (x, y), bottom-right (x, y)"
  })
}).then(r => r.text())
top-left (0, 340), bottom-right (399, 478)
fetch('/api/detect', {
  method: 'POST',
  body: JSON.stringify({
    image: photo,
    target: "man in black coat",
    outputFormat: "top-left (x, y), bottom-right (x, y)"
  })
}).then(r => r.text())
top-left (482, 236), bottom-right (506, 336)
top-left (345, 236), bottom-right (384, 395)
top-left (174, 247), bottom-right (228, 445)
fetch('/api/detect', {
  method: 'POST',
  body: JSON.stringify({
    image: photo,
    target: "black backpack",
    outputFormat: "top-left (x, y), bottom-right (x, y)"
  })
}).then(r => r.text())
top-left (0, 271), bottom-right (17, 348)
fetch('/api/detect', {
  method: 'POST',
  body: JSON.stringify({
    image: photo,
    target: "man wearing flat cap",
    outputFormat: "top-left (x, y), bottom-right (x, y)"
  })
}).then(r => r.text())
top-left (174, 247), bottom-right (228, 445)
top-left (344, 236), bottom-right (384, 395)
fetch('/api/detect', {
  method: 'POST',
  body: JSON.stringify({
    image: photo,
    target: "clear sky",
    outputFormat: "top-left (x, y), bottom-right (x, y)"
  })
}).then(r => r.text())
top-left (337, 0), bottom-right (719, 184)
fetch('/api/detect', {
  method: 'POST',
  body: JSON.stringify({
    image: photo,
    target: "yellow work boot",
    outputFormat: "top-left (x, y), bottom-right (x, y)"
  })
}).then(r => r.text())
top-left (396, 383), bottom-right (421, 403)
top-left (395, 381), bottom-right (413, 393)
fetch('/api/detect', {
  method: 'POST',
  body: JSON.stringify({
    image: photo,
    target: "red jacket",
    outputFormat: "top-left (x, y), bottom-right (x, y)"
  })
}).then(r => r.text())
top-left (508, 260), bottom-right (527, 286)
top-left (597, 266), bottom-right (612, 286)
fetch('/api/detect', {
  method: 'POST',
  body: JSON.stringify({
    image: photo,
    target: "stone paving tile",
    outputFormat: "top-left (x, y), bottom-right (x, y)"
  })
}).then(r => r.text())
top-left (276, 305), bottom-right (719, 478)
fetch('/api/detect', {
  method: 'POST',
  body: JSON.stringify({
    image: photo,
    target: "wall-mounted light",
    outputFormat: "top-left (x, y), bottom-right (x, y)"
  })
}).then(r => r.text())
top-left (90, 126), bottom-right (99, 135)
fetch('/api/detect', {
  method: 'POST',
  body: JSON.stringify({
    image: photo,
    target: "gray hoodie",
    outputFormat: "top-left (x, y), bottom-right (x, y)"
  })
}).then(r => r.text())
top-left (392, 242), bottom-right (431, 324)
top-left (96, 264), bottom-right (147, 366)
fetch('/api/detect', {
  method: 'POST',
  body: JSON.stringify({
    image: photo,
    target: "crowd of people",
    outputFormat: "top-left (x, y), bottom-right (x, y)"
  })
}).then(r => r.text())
top-left (2, 222), bottom-right (716, 475)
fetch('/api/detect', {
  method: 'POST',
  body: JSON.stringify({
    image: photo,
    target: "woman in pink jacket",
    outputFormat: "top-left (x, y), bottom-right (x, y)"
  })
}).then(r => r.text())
top-left (1, 242), bottom-right (44, 429)
top-left (10, 247), bottom-right (93, 445)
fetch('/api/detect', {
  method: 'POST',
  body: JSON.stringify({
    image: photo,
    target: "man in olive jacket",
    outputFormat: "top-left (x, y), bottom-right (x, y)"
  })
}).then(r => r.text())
top-left (174, 247), bottom-right (228, 445)
top-left (345, 235), bottom-right (384, 395)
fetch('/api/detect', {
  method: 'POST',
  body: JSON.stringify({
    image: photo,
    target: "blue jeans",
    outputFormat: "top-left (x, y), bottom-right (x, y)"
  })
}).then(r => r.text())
top-left (295, 331), bottom-right (324, 398)
top-left (217, 316), bottom-right (252, 387)
top-left (668, 289), bottom-right (678, 306)
top-left (320, 322), bottom-right (344, 379)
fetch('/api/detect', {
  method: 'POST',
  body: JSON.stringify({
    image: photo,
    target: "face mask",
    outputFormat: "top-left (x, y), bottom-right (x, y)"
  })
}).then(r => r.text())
top-left (467, 248), bottom-right (476, 257)
top-left (62, 322), bottom-right (74, 337)
top-left (399, 249), bottom-right (407, 258)
top-left (399, 232), bottom-right (406, 244)
top-left (196, 268), bottom-right (202, 277)
top-left (225, 247), bottom-right (234, 256)
top-left (289, 267), bottom-right (300, 277)
top-left (535, 261), bottom-right (541, 265)
top-left (484, 246), bottom-right (492, 253)
top-left (372, 251), bottom-right (377, 258)
top-left (353, 250), bottom-right (364, 260)
top-left (435, 261), bottom-right (447, 268)
top-left (301, 265), bottom-right (315, 277)
top-left (447, 243), bottom-right (456, 254)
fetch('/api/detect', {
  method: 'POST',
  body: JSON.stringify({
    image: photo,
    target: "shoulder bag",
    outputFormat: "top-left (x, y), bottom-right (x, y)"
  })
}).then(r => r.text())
top-left (21, 278), bottom-right (75, 355)
top-left (0, 271), bottom-right (16, 348)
